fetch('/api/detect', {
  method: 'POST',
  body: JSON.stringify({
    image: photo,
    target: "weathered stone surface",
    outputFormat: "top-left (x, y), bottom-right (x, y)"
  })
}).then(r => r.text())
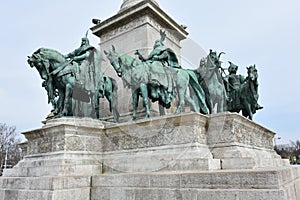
top-left (92, 166), bottom-right (300, 200)
top-left (99, 113), bottom-right (221, 173)
top-left (2, 113), bottom-right (291, 177)
top-left (0, 176), bottom-right (91, 200)
top-left (24, 118), bottom-right (104, 155)
top-left (1, 113), bottom-right (299, 200)
top-left (207, 112), bottom-right (290, 169)
top-left (103, 113), bottom-right (207, 150)
top-left (2, 118), bottom-right (104, 178)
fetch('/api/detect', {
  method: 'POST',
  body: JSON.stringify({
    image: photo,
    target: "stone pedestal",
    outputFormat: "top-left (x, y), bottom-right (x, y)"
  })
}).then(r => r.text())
top-left (0, 118), bottom-right (105, 200)
top-left (0, 113), bottom-right (299, 200)
top-left (101, 113), bottom-right (220, 173)
top-left (207, 113), bottom-right (289, 169)
top-left (3, 118), bottom-right (104, 177)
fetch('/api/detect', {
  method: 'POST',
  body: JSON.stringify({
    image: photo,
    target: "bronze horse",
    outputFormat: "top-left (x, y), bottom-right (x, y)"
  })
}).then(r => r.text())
top-left (195, 50), bottom-right (227, 113)
top-left (104, 46), bottom-right (209, 120)
top-left (28, 48), bottom-right (119, 122)
top-left (240, 65), bottom-right (262, 120)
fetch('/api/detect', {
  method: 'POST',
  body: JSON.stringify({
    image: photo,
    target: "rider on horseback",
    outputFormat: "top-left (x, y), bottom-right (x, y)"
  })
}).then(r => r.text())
top-left (224, 62), bottom-right (263, 117)
top-left (224, 62), bottom-right (245, 112)
top-left (64, 31), bottom-right (103, 93)
top-left (135, 30), bottom-right (181, 69)
top-left (135, 30), bottom-right (181, 104)
top-left (64, 34), bottom-right (94, 65)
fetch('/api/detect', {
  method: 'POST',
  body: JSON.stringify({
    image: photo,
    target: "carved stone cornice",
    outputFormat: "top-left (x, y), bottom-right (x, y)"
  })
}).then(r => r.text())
top-left (91, 0), bottom-right (188, 41)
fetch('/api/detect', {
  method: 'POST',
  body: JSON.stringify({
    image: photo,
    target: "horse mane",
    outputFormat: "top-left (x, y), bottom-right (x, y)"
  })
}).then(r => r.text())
top-left (116, 50), bottom-right (141, 68)
top-left (34, 48), bottom-right (65, 62)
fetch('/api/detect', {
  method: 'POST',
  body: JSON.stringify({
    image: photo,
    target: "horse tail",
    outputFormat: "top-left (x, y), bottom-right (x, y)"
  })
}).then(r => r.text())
top-left (186, 70), bottom-right (211, 114)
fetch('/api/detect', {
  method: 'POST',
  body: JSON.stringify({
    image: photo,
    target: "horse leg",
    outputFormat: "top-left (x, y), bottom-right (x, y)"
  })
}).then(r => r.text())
top-left (56, 89), bottom-right (64, 116)
top-left (94, 89), bottom-right (100, 119)
top-left (214, 90), bottom-right (224, 113)
top-left (107, 80), bottom-right (120, 123)
top-left (247, 105), bottom-right (253, 120)
top-left (159, 101), bottom-right (165, 116)
top-left (112, 104), bottom-right (120, 123)
top-left (131, 88), bottom-right (139, 120)
top-left (217, 98), bottom-right (224, 113)
top-left (62, 83), bottom-right (73, 116)
top-left (242, 99), bottom-right (253, 120)
top-left (185, 94), bottom-right (199, 113)
top-left (210, 95), bottom-right (217, 114)
top-left (112, 80), bottom-right (120, 123)
top-left (175, 87), bottom-right (186, 114)
top-left (140, 83), bottom-right (150, 118)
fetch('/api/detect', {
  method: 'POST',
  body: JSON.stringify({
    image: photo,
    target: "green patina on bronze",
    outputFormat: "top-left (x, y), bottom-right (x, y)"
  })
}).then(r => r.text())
top-left (223, 62), bottom-right (263, 120)
top-left (105, 45), bottom-right (209, 120)
top-left (194, 49), bottom-right (227, 114)
top-left (27, 32), bottom-right (119, 122)
top-left (135, 30), bottom-right (181, 69)
top-left (103, 31), bottom-right (263, 120)
top-left (28, 28), bottom-right (262, 122)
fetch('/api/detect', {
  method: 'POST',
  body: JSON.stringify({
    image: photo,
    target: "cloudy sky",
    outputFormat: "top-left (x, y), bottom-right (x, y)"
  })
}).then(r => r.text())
top-left (0, 0), bottom-right (299, 144)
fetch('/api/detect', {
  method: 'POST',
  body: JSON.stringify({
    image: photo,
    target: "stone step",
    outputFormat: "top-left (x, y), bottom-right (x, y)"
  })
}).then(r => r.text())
top-left (93, 166), bottom-right (300, 190)
top-left (91, 166), bottom-right (300, 200)
top-left (0, 176), bottom-right (90, 190)
top-left (102, 157), bottom-right (221, 174)
top-left (3, 164), bottom-right (102, 177)
top-left (0, 188), bottom-right (90, 200)
top-left (91, 188), bottom-right (285, 200)
top-left (16, 157), bottom-right (102, 168)
top-left (0, 176), bottom-right (91, 200)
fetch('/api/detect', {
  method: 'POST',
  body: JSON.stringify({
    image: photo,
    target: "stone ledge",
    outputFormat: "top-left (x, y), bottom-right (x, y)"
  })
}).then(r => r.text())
top-left (91, 166), bottom-right (300, 199)
top-left (0, 176), bottom-right (90, 190)
top-left (42, 117), bottom-right (105, 129)
top-left (3, 164), bottom-right (102, 177)
top-left (0, 188), bottom-right (90, 200)
top-left (92, 170), bottom-right (279, 189)
top-left (91, 188), bottom-right (285, 200)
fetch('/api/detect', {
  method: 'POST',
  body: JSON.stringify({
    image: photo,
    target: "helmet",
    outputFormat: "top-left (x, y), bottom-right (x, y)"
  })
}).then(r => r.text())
top-left (81, 30), bottom-right (90, 45)
top-left (154, 39), bottom-right (163, 49)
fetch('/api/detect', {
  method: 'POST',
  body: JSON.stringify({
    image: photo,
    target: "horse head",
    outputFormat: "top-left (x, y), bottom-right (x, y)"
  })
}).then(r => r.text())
top-left (27, 51), bottom-right (49, 80)
top-left (104, 45), bottom-right (123, 77)
top-left (228, 61), bottom-right (239, 74)
top-left (247, 65), bottom-right (258, 81)
top-left (207, 49), bottom-right (224, 69)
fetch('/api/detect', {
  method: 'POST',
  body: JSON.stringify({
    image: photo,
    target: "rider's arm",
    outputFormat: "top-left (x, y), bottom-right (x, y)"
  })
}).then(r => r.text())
top-left (134, 50), bottom-right (146, 61)
top-left (73, 51), bottom-right (91, 62)
top-left (155, 51), bottom-right (168, 61)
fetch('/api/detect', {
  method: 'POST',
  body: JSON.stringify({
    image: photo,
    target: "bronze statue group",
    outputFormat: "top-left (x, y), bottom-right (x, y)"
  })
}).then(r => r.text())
top-left (28, 30), bottom-right (262, 122)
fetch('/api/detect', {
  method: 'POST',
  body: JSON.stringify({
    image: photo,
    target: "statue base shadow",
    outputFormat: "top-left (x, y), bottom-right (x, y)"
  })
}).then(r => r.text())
top-left (0, 113), bottom-right (299, 200)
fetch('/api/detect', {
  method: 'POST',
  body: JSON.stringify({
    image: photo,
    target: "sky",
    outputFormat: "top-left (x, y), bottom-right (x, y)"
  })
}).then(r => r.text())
top-left (0, 0), bottom-right (299, 144)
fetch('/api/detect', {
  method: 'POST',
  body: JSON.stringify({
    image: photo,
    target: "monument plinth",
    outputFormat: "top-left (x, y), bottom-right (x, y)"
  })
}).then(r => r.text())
top-left (1, 113), bottom-right (299, 200)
